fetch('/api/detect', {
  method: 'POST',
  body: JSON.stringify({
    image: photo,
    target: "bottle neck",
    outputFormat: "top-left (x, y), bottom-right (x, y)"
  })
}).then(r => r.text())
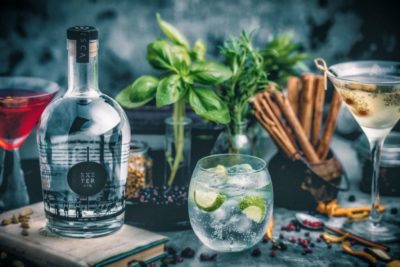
top-left (66, 40), bottom-right (100, 96)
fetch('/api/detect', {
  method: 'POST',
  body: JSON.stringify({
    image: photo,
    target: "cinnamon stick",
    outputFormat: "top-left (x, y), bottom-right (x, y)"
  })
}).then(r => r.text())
top-left (274, 92), bottom-right (320, 164)
top-left (312, 76), bottom-right (326, 146)
top-left (253, 95), bottom-right (299, 160)
top-left (299, 74), bottom-right (316, 139)
top-left (317, 90), bottom-right (342, 160)
top-left (286, 76), bottom-right (302, 114)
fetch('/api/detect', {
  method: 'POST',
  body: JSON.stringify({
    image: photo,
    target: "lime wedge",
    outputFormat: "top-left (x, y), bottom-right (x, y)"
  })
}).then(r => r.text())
top-left (215, 165), bottom-right (227, 176)
top-left (194, 190), bottom-right (226, 212)
top-left (238, 196), bottom-right (265, 223)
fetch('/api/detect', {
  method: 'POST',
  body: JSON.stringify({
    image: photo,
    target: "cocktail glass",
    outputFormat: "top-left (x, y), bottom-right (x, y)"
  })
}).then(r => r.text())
top-left (0, 77), bottom-right (59, 212)
top-left (188, 154), bottom-right (273, 252)
top-left (325, 61), bottom-right (400, 242)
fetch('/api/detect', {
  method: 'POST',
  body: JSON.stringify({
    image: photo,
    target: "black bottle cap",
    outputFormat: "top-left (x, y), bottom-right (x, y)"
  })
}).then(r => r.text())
top-left (67, 26), bottom-right (98, 63)
top-left (67, 26), bottom-right (98, 40)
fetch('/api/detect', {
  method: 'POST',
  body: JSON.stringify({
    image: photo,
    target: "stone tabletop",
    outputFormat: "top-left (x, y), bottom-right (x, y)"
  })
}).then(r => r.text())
top-left (161, 136), bottom-right (400, 266)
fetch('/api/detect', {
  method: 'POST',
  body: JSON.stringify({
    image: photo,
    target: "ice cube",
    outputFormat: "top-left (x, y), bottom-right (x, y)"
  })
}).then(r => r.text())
top-left (235, 215), bottom-right (253, 233)
top-left (227, 164), bottom-right (253, 175)
top-left (226, 174), bottom-right (254, 188)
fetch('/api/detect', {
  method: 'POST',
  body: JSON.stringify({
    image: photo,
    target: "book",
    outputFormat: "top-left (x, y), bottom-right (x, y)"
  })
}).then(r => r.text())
top-left (0, 203), bottom-right (168, 267)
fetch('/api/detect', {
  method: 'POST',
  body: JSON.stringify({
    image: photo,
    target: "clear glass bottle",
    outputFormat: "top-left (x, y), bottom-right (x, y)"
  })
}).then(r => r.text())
top-left (37, 26), bottom-right (131, 238)
top-left (211, 120), bottom-right (251, 154)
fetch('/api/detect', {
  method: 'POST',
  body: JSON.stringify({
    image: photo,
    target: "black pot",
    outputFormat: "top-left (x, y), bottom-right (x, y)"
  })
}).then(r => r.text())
top-left (268, 151), bottom-right (348, 210)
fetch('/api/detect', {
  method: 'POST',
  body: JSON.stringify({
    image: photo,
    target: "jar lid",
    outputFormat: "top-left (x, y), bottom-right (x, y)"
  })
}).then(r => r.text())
top-left (130, 141), bottom-right (149, 155)
top-left (354, 131), bottom-right (400, 166)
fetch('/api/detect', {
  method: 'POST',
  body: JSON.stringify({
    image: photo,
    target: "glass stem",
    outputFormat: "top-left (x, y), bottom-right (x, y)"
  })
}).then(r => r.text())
top-left (368, 137), bottom-right (384, 226)
top-left (0, 149), bottom-right (29, 211)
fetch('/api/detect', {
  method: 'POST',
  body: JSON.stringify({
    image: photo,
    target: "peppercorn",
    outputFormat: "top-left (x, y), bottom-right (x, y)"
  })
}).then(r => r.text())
top-left (251, 248), bottom-right (261, 257)
top-left (348, 195), bottom-right (356, 202)
top-left (390, 207), bottom-right (398, 215)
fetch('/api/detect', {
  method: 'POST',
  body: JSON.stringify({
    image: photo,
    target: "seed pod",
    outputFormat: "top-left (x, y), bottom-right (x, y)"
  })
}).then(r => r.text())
top-left (12, 260), bottom-right (25, 267)
top-left (1, 218), bottom-right (11, 226)
top-left (19, 208), bottom-right (33, 217)
top-left (0, 251), bottom-right (7, 259)
top-left (11, 214), bottom-right (19, 224)
top-left (21, 229), bottom-right (29, 236)
top-left (20, 222), bottom-right (30, 229)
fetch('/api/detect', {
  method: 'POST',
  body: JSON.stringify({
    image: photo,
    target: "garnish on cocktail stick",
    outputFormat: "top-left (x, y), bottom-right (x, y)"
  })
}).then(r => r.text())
top-left (316, 90), bottom-right (342, 160)
top-left (286, 76), bottom-right (302, 114)
top-left (299, 74), bottom-right (316, 139)
top-left (311, 76), bottom-right (326, 146)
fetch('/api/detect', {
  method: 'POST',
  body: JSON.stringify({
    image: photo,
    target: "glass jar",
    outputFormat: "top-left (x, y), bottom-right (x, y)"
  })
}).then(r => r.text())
top-left (355, 132), bottom-right (400, 196)
top-left (126, 141), bottom-right (153, 202)
top-left (211, 120), bottom-right (251, 154)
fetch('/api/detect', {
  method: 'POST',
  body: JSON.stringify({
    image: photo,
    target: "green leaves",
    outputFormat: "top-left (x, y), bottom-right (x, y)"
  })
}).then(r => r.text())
top-left (156, 75), bottom-right (186, 107)
top-left (116, 76), bottom-right (158, 108)
top-left (157, 13), bottom-right (189, 50)
top-left (147, 40), bottom-right (190, 71)
top-left (263, 34), bottom-right (309, 85)
top-left (116, 13), bottom-right (233, 125)
top-left (191, 61), bottom-right (232, 85)
top-left (189, 87), bottom-right (230, 124)
top-left (192, 39), bottom-right (206, 60)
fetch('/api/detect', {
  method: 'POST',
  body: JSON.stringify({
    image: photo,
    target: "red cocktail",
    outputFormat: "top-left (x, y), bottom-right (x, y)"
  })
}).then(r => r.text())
top-left (0, 77), bottom-right (59, 211)
top-left (0, 89), bottom-right (57, 150)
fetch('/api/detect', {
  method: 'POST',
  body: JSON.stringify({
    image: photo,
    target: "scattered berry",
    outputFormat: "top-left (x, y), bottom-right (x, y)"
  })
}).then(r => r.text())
top-left (270, 251), bottom-right (277, 257)
top-left (279, 233), bottom-right (284, 239)
top-left (181, 247), bottom-right (195, 258)
top-left (278, 242), bottom-right (288, 251)
top-left (304, 248), bottom-right (313, 254)
top-left (390, 207), bottom-right (398, 215)
top-left (251, 248), bottom-right (261, 257)
top-left (310, 243), bottom-right (315, 248)
top-left (348, 195), bottom-right (356, 202)
top-left (304, 232), bottom-right (310, 237)
top-left (165, 246), bottom-right (176, 255)
top-left (327, 244), bottom-right (332, 249)
top-left (200, 253), bottom-right (217, 262)
top-left (262, 236), bottom-right (269, 243)
top-left (316, 238), bottom-right (322, 243)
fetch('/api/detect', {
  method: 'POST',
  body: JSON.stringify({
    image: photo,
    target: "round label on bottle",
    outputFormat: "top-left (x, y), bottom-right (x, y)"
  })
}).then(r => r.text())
top-left (67, 162), bottom-right (107, 196)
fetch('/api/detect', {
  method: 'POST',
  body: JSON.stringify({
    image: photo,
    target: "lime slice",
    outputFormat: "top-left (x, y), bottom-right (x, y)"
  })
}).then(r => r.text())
top-left (194, 190), bottom-right (226, 212)
top-left (215, 165), bottom-right (227, 176)
top-left (238, 196), bottom-right (265, 223)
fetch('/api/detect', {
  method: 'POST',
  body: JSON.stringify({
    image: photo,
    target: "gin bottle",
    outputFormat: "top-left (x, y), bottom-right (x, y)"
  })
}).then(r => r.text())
top-left (38, 26), bottom-right (131, 237)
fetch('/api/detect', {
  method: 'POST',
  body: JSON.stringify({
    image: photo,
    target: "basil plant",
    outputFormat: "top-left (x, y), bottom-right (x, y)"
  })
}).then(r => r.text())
top-left (116, 14), bottom-right (232, 186)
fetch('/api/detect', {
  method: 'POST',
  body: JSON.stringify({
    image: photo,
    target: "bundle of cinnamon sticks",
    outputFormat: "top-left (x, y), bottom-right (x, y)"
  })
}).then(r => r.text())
top-left (254, 74), bottom-right (342, 164)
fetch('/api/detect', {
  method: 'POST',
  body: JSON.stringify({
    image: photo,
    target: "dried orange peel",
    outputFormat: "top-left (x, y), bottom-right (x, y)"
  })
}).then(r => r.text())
top-left (341, 241), bottom-right (377, 265)
top-left (316, 199), bottom-right (385, 220)
top-left (264, 216), bottom-right (274, 240)
top-left (321, 232), bottom-right (348, 243)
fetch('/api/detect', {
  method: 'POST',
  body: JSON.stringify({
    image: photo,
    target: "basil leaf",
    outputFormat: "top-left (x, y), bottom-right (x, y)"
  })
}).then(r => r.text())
top-left (190, 61), bottom-right (232, 85)
top-left (156, 75), bottom-right (186, 107)
top-left (189, 87), bottom-right (230, 124)
top-left (156, 13), bottom-right (190, 50)
top-left (116, 76), bottom-right (158, 108)
top-left (147, 39), bottom-right (191, 71)
top-left (192, 39), bottom-right (206, 60)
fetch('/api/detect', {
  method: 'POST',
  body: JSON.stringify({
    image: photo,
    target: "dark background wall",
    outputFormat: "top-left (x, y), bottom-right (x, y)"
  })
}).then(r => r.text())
top-left (1, 0), bottom-right (399, 97)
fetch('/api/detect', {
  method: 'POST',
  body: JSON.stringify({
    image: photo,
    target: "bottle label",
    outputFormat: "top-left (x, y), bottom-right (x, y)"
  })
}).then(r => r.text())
top-left (67, 161), bottom-right (107, 196)
top-left (76, 31), bottom-right (89, 63)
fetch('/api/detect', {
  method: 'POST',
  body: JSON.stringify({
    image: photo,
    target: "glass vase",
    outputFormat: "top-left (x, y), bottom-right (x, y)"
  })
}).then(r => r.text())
top-left (211, 120), bottom-right (251, 154)
top-left (164, 117), bottom-right (192, 187)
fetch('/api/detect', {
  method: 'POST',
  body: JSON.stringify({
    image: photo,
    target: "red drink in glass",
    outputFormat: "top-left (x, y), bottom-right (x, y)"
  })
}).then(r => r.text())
top-left (0, 89), bottom-right (57, 150)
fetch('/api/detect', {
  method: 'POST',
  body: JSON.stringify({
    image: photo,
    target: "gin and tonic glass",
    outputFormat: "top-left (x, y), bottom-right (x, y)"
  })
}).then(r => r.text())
top-left (324, 60), bottom-right (400, 242)
top-left (189, 154), bottom-right (273, 252)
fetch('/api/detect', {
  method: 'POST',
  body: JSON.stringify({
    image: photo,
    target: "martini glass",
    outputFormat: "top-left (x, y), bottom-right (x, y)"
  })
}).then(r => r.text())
top-left (0, 77), bottom-right (59, 212)
top-left (325, 61), bottom-right (400, 242)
